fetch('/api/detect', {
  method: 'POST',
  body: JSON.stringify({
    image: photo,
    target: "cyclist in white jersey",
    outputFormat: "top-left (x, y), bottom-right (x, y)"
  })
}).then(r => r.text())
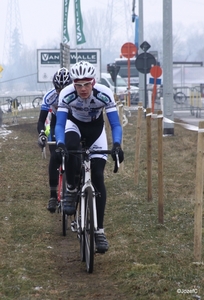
top-left (55, 61), bottom-right (124, 253)
top-left (37, 68), bottom-right (72, 212)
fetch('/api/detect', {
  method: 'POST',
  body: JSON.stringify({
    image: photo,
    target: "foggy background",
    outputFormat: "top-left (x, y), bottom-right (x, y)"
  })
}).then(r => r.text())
top-left (0, 0), bottom-right (204, 93)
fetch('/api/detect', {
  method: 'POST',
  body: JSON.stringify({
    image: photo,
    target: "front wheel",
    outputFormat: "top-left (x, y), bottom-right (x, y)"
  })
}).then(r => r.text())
top-left (80, 228), bottom-right (85, 262)
top-left (60, 172), bottom-right (67, 236)
top-left (84, 186), bottom-right (94, 273)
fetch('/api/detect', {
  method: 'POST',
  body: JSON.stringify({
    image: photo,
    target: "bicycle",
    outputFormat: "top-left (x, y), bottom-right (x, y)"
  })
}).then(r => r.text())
top-left (69, 141), bottom-right (120, 273)
top-left (42, 140), bottom-right (119, 272)
top-left (45, 141), bottom-right (68, 237)
top-left (155, 87), bottom-right (187, 105)
top-left (1, 97), bottom-right (23, 113)
top-left (56, 151), bottom-right (68, 236)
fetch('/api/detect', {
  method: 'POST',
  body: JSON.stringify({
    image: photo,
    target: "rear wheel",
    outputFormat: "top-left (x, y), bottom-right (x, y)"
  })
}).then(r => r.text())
top-left (84, 186), bottom-right (94, 273)
top-left (62, 211), bottom-right (68, 236)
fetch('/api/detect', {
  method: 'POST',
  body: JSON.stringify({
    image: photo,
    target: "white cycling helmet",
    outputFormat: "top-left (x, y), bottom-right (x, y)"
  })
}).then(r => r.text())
top-left (70, 61), bottom-right (96, 80)
top-left (53, 67), bottom-right (72, 90)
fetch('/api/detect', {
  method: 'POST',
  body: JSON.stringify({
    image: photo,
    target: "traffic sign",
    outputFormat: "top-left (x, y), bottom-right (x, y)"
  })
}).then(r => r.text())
top-left (140, 41), bottom-right (151, 52)
top-left (150, 65), bottom-right (162, 78)
top-left (121, 42), bottom-right (137, 59)
top-left (149, 77), bottom-right (161, 85)
top-left (135, 52), bottom-right (156, 74)
top-left (107, 63), bottom-right (120, 84)
top-left (0, 65), bottom-right (3, 73)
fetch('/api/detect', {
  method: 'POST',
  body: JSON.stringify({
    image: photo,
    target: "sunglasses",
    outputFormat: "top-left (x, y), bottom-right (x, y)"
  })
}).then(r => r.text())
top-left (74, 80), bottom-right (93, 88)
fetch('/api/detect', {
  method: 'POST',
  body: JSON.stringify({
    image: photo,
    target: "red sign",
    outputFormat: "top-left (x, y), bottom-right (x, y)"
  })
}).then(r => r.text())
top-left (150, 65), bottom-right (162, 78)
top-left (121, 42), bottom-right (137, 59)
top-left (150, 66), bottom-right (162, 113)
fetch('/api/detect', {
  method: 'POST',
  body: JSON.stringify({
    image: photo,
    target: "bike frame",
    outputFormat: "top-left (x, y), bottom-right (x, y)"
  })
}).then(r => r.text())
top-left (80, 155), bottom-right (98, 233)
top-left (57, 154), bottom-right (65, 206)
top-left (74, 148), bottom-right (116, 232)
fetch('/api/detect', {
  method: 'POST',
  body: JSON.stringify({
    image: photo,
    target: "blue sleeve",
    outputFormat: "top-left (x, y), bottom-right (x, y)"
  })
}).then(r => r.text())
top-left (106, 111), bottom-right (122, 144)
top-left (55, 111), bottom-right (67, 145)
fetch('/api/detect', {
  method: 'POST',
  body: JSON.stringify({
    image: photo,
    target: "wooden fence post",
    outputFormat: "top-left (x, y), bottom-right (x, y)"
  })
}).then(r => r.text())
top-left (118, 104), bottom-right (124, 172)
top-left (194, 121), bottom-right (204, 261)
top-left (146, 107), bottom-right (152, 201)
top-left (134, 102), bottom-right (143, 185)
top-left (157, 110), bottom-right (164, 224)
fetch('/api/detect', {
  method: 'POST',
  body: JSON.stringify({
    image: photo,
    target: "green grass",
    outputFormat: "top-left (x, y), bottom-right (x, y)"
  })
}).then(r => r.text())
top-left (0, 114), bottom-right (203, 299)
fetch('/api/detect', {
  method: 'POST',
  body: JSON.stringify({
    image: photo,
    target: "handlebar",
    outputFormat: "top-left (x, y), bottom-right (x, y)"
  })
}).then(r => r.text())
top-left (47, 141), bottom-right (56, 145)
top-left (47, 142), bottom-right (120, 173)
top-left (67, 149), bottom-right (120, 174)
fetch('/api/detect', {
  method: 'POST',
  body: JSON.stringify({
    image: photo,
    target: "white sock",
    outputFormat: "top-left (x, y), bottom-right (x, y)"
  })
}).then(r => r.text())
top-left (95, 228), bottom-right (104, 234)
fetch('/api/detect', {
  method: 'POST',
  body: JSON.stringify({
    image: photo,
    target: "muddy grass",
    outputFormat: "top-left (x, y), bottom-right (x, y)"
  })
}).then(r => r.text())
top-left (0, 113), bottom-right (204, 300)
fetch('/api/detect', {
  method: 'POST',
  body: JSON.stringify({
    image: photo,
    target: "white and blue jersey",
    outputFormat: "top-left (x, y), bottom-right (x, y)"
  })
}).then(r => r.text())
top-left (37, 88), bottom-right (60, 141)
top-left (40, 88), bottom-right (59, 115)
top-left (55, 83), bottom-right (122, 152)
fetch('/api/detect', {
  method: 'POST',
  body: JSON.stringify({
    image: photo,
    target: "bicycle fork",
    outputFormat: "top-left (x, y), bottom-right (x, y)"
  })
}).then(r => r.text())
top-left (80, 160), bottom-right (98, 232)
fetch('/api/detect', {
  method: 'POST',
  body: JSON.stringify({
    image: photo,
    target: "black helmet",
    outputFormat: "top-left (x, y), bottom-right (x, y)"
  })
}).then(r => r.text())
top-left (53, 68), bottom-right (72, 90)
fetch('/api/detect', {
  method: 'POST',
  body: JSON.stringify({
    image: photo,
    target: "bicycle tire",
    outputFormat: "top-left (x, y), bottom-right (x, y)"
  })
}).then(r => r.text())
top-left (79, 216), bottom-right (85, 262)
top-left (84, 186), bottom-right (94, 273)
top-left (74, 195), bottom-right (85, 261)
top-left (61, 172), bottom-right (67, 236)
top-left (174, 92), bottom-right (187, 104)
top-left (75, 163), bottom-right (85, 261)
top-left (32, 96), bottom-right (43, 108)
top-left (62, 210), bottom-right (68, 237)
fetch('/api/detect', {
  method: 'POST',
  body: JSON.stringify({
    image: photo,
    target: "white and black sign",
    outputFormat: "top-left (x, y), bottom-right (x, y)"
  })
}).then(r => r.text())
top-left (37, 48), bottom-right (101, 83)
